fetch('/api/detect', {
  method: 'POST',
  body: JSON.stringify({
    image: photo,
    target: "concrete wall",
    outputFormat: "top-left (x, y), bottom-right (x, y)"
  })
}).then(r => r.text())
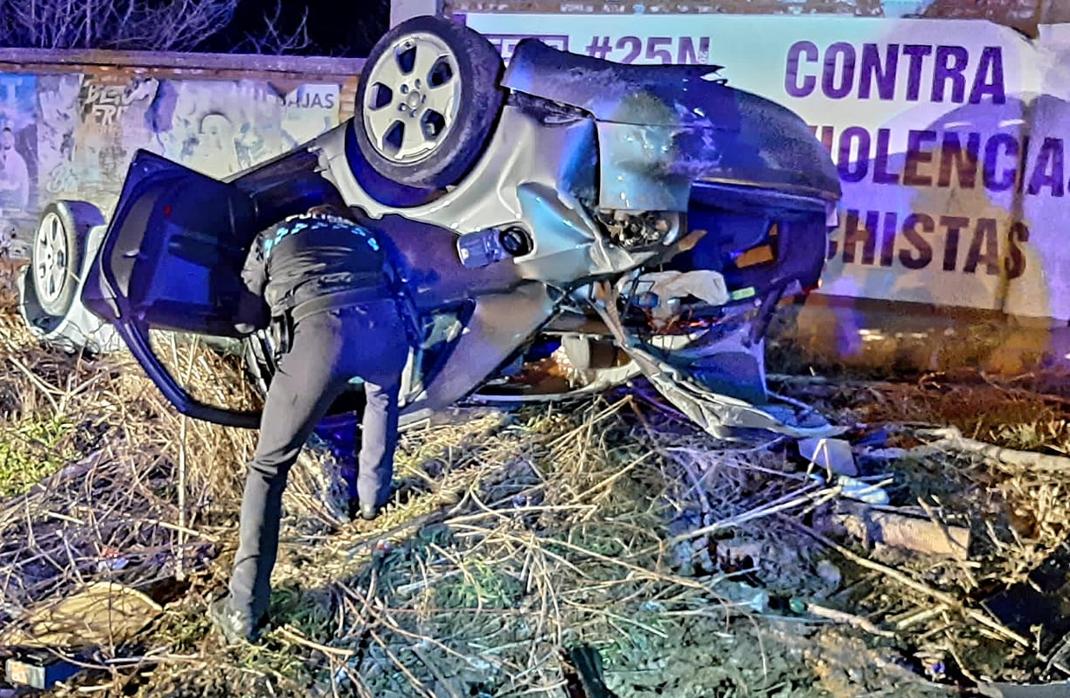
top-left (0, 49), bottom-right (363, 258)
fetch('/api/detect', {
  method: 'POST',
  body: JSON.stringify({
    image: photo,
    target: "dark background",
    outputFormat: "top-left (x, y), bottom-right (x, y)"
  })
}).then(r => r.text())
top-left (207, 0), bottom-right (392, 56)
top-left (0, 0), bottom-right (392, 56)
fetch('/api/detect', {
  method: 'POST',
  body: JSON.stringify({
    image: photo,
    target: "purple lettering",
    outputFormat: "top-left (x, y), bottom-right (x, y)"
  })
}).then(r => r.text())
top-left (940, 215), bottom-right (970, 272)
top-left (963, 218), bottom-right (1000, 275)
top-left (647, 36), bottom-right (674, 64)
top-left (879, 211), bottom-right (898, 267)
top-left (678, 36), bottom-right (711, 65)
top-left (903, 130), bottom-right (938, 186)
top-left (938, 132), bottom-right (980, 188)
top-left (970, 46), bottom-right (1006, 104)
top-left (823, 42), bottom-right (856, 99)
top-left (837, 126), bottom-right (870, 183)
top-left (859, 44), bottom-right (899, 100)
top-left (1027, 137), bottom-right (1065, 197)
top-left (902, 44), bottom-right (933, 101)
top-left (843, 209), bottom-right (879, 265)
top-left (932, 45), bottom-right (969, 103)
top-left (873, 129), bottom-right (899, 184)
top-left (786, 41), bottom-right (818, 97)
top-left (617, 36), bottom-right (642, 63)
top-left (983, 134), bottom-right (1018, 192)
top-left (1006, 221), bottom-right (1029, 279)
top-left (899, 213), bottom-right (934, 270)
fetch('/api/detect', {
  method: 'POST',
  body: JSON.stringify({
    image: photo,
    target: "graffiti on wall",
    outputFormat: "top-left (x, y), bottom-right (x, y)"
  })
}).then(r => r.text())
top-left (37, 74), bottom-right (82, 199)
top-left (81, 77), bottom-right (158, 128)
top-left (38, 74), bottom-right (161, 204)
top-left (26, 73), bottom-right (345, 221)
top-left (152, 80), bottom-right (281, 177)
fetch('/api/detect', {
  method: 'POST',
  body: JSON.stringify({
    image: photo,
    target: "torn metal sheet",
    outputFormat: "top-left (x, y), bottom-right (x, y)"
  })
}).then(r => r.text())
top-left (502, 39), bottom-right (840, 213)
top-left (592, 283), bottom-right (842, 439)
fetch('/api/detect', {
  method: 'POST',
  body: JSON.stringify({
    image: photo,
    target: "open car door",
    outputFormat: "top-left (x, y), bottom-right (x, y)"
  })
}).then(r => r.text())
top-left (81, 151), bottom-right (268, 428)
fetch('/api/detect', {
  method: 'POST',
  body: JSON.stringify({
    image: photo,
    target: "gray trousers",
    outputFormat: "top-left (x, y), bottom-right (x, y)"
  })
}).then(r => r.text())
top-left (228, 299), bottom-right (409, 619)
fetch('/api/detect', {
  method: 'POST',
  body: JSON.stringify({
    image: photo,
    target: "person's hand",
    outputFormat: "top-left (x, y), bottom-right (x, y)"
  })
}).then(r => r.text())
top-left (231, 293), bottom-right (269, 338)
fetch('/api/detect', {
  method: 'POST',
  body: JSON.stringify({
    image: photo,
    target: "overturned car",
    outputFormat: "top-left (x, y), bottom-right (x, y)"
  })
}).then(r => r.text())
top-left (19, 16), bottom-right (841, 440)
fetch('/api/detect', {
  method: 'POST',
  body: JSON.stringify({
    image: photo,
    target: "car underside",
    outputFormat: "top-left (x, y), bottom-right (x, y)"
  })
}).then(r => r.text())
top-left (19, 15), bottom-right (842, 444)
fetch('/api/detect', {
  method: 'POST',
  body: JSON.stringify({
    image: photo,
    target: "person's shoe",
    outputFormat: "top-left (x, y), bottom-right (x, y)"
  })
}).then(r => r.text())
top-left (209, 597), bottom-right (259, 644)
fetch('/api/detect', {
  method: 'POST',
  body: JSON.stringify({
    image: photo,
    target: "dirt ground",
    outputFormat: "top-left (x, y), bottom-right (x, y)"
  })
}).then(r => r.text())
top-left (2, 276), bottom-right (1070, 697)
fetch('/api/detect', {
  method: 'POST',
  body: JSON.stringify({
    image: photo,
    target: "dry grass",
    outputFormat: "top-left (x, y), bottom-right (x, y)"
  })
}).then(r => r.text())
top-left (0, 278), bottom-right (260, 649)
top-left (1, 267), bottom-right (1069, 696)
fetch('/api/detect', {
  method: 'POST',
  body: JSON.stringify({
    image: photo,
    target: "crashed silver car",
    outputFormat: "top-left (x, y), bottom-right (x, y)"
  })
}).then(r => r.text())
top-left (19, 16), bottom-right (841, 439)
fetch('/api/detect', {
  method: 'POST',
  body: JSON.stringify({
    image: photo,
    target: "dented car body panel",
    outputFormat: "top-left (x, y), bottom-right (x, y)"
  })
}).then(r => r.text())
top-left (503, 39), bottom-right (841, 212)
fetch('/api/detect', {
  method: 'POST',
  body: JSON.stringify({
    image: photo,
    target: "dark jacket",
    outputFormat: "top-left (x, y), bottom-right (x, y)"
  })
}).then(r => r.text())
top-left (241, 213), bottom-right (391, 318)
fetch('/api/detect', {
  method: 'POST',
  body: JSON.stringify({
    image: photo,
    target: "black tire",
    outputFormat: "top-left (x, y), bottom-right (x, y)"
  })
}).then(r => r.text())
top-left (354, 15), bottom-right (504, 189)
top-left (30, 201), bottom-right (96, 317)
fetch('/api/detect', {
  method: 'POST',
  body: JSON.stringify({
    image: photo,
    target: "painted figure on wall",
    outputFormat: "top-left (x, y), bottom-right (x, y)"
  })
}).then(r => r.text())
top-left (0, 74), bottom-right (38, 213)
top-left (0, 126), bottom-right (30, 210)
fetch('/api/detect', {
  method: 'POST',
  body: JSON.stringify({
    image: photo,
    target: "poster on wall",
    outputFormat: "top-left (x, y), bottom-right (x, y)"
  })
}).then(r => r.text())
top-left (0, 74), bottom-right (38, 216)
top-left (33, 75), bottom-right (345, 216)
top-left (151, 79), bottom-right (284, 178)
top-left (282, 83), bottom-right (341, 147)
top-left (459, 13), bottom-right (1070, 322)
top-left (148, 79), bottom-right (343, 180)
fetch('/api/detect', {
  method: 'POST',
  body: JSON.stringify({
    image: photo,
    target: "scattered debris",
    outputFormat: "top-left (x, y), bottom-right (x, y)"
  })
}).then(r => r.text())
top-left (2, 286), bottom-right (1070, 695)
top-left (833, 502), bottom-right (971, 560)
top-left (718, 580), bottom-right (771, 613)
top-left (0, 582), bottom-right (163, 648)
top-left (837, 475), bottom-right (891, 505)
top-left (978, 681), bottom-right (1070, 697)
top-left (800, 437), bottom-right (859, 476)
top-left (920, 427), bottom-right (1070, 472)
top-left (629, 270), bottom-right (728, 323)
top-left (5, 654), bottom-right (82, 691)
top-left (815, 558), bottom-right (843, 591)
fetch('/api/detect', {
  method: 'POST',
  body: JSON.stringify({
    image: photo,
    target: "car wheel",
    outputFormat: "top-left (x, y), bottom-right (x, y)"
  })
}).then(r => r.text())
top-left (354, 15), bottom-right (504, 189)
top-left (31, 201), bottom-right (94, 317)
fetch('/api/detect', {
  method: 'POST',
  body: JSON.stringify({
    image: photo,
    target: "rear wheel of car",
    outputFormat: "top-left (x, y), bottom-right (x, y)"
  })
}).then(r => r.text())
top-left (31, 201), bottom-right (93, 317)
top-left (354, 15), bottom-right (504, 189)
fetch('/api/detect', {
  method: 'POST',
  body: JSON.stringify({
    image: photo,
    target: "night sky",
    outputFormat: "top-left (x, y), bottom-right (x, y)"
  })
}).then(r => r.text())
top-left (205, 0), bottom-right (391, 56)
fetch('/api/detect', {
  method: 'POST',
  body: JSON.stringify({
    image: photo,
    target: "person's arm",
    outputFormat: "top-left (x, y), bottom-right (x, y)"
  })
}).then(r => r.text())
top-left (235, 234), bottom-right (269, 334)
top-left (241, 233), bottom-right (268, 298)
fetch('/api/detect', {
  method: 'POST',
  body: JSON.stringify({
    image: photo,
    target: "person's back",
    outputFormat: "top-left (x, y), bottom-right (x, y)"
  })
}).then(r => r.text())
top-left (244, 209), bottom-right (391, 319)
